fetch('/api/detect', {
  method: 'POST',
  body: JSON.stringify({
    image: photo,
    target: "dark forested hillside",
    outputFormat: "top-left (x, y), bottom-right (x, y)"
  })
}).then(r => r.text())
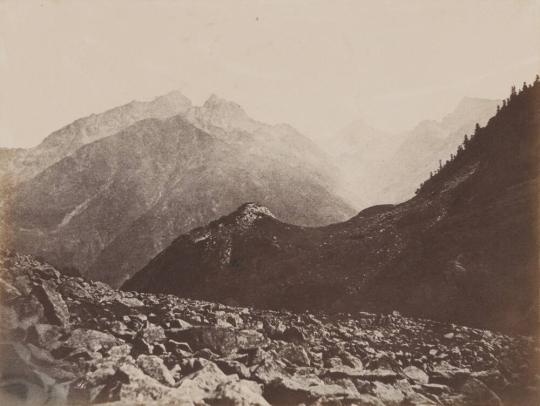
top-left (125, 78), bottom-right (540, 334)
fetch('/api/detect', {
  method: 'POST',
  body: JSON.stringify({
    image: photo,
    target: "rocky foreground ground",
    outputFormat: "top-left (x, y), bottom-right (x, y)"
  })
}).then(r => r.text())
top-left (0, 253), bottom-right (538, 405)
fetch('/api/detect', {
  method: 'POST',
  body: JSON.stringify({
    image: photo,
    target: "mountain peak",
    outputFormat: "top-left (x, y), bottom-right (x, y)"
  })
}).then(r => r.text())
top-left (204, 93), bottom-right (222, 105)
top-left (441, 97), bottom-right (500, 134)
top-left (234, 202), bottom-right (275, 221)
top-left (202, 94), bottom-right (246, 114)
top-left (150, 90), bottom-right (192, 110)
top-left (453, 96), bottom-right (499, 112)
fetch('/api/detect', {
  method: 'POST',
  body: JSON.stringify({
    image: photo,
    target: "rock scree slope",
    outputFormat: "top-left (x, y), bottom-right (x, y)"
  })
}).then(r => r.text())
top-left (1, 252), bottom-right (538, 405)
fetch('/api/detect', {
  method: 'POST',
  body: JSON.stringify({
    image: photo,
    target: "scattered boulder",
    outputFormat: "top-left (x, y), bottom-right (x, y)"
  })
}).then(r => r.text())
top-left (33, 281), bottom-right (71, 327)
top-left (136, 354), bottom-right (175, 386)
top-left (281, 326), bottom-right (305, 343)
top-left (63, 328), bottom-right (120, 355)
top-left (372, 381), bottom-right (405, 405)
top-left (93, 363), bottom-right (173, 403)
top-left (430, 361), bottom-right (471, 386)
top-left (403, 365), bottom-right (429, 384)
top-left (213, 379), bottom-right (270, 405)
top-left (278, 343), bottom-right (311, 367)
top-left (169, 326), bottom-right (240, 356)
top-left (26, 323), bottom-right (65, 351)
top-left (264, 376), bottom-right (361, 404)
top-left (139, 323), bottom-right (166, 344)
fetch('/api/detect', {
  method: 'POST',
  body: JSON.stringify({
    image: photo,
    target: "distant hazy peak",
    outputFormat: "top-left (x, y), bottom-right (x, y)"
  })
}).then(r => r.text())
top-left (441, 97), bottom-right (500, 131)
top-left (202, 94), bottom-right (247, 115)
top-left (152, 90), bottom-right (192, 107)
top-left (411, 119), bottom-right (443, 133)
top-left (340, 118), bottom-right (380, 133)
top-left (454, 96), bottom-right (499, 110)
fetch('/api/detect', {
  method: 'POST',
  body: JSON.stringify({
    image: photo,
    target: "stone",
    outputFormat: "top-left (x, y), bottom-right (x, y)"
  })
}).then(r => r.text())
top-left (152, 343), bottom-right (166, 356)
top-left (327, 366), bottom-right (398, 383)
top-left (33, 281), bottom-right (71, 326)
top-left (471, 369), bottom-right (509, 391)
top-left (140, 323), bottom-right (166, 344)
top-left (236, 329), bottom-right (266, 350)
top-left (131, 337), bottom-right (153, 357)
top-left (252, 356), bottom-right (288, 384)
top-left (420, 383), bottom-right (451, 395)
top-left (165, 339), bottom-right (193, 354)
top-left (0, 343), bottom-right (66, 405)
top-left (26, 324), bottom-right (65, 351)
top-left (170, 326), bottom-right (239, 356)
top-left (212, 379), bottom-right (270, 405)
top-left (430, 362), bottom-right (471, 385)
top-left (452, 376), bottom-right (503, 406)
top-left (216, 359), bottom-right (252, 379)
top-left (114, 296), bottom-right (144, 308)
top-left (169, 317), bottom-right (193, 329)
top-left (278, 343), bottom-right (311, 367)
top-left (262, 317), bottom-right (286, 338)
top-left (93, 363), bottom-right (173, 403)
top-left (403, 365), bottom-right (429, 384)
top-left (136, 354), bottom-right (176, 386)
top-left (340, 350), bottom-right (363, 369)
top-left (64, 328), bottom-right (120, 354)
top-left (282, 326), bottom-right (305, 343)
top-left (107, 344), bottom-right (132, 360)
top-left (59, 279), bottom-right (92, 300)
top-left (325, 356), bottom-right (344, 368)
top-left (108, 320), bottom-right (136, 341)
top-left (176, 361), bottom-right (228, 394)
top-left (264, 376), bottom-right (360, 404)
top-left (372, 382), bottom-right (405, 406)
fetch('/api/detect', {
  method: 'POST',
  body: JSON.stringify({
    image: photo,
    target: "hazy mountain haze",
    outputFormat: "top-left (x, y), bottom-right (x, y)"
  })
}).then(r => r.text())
top-left (1, 0), bottom-right (539, 148)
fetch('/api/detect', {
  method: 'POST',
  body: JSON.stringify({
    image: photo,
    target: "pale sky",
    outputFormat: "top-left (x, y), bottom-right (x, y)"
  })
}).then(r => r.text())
top-left (1, 0), bottom-right (539, 148)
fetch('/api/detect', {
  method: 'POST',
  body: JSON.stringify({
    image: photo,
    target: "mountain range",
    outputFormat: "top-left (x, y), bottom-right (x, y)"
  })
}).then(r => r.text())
top-left (124, 80), bottom-right (539, 334)
top-left (1, 93), bottom-right (353, 287)
top-left (326, 97), bottom-right (500, 208)
top-left (1, 80), bottom-right (532, 328)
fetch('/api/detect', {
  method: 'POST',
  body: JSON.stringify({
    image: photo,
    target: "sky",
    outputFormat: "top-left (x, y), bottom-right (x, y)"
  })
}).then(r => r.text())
top-left (0, 0), bottom-right (539, 148)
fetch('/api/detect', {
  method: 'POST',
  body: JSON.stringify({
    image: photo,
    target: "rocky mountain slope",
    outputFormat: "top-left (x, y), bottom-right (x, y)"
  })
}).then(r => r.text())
top-left (329, 98), bottom-right (499, 208)
top-left (0, 91), bottom-right (192, 185)
top-left (2, 95), bottom-right (353, 288)
top-left (125, 81), bottom-right (539, 334)
top-left (1, 253), bottom-right (538, 405)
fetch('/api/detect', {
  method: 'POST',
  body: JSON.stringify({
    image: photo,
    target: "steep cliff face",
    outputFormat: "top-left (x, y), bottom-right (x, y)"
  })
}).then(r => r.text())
top-left (125, 82), bottom-right (539, 334)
